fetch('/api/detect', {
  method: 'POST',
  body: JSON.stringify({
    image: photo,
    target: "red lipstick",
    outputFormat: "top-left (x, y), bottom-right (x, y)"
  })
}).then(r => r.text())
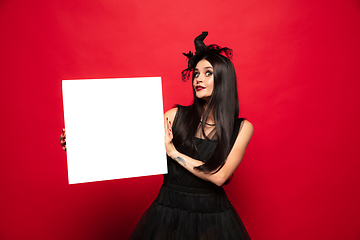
top-left (195, 86), bottom-right (205, 91)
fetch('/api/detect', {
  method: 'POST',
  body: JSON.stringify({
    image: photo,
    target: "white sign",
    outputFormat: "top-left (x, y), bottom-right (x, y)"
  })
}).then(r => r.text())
top-left (62, 77), bottom-right (167, 184)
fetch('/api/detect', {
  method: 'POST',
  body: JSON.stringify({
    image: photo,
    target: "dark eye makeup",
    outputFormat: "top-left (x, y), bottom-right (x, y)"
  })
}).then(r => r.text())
top-left (194, 71), bottom-right (212, 78)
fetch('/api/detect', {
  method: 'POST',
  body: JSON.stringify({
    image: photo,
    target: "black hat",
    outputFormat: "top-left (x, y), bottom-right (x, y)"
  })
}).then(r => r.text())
top-left (182, 31), bottom-right (233, 81)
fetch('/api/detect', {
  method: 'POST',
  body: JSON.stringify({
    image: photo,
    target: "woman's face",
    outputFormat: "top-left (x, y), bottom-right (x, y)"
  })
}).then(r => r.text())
top-left (193, 59), bottom-right (214, 101)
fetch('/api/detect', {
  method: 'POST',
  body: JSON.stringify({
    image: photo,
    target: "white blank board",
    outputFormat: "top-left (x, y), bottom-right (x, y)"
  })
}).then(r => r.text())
top-left (62, 77), bottom-right (167, 184)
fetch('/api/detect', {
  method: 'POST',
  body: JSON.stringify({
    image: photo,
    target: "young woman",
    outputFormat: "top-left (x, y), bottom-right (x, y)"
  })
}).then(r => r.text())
top-left (60, 32), bottom-right (253, 239)
top-left (129, 32), bottom-right (253, 239)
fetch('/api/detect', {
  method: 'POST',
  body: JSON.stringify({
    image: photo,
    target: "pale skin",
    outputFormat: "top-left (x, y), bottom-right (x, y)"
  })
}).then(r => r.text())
top-left (164, 59), bottom-right (254, 187)
top-left (60, 59), bottom-right (253, 187)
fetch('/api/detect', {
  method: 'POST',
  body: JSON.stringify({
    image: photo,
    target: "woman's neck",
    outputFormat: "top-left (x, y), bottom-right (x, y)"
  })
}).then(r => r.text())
top-left (201, 108), bottom-right (215, 125)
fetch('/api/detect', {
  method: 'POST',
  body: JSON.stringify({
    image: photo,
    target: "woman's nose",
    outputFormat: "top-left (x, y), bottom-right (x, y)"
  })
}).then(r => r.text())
top-left (196, 74), bottom-right (203, 83)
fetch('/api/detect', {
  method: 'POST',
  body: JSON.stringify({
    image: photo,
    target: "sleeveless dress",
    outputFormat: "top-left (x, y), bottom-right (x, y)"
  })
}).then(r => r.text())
top-left (130, 106), bottom-right (250, 240)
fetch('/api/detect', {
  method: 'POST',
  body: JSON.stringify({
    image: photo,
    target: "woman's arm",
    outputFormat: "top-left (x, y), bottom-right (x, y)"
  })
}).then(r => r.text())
top-left (164, 108), bottom-right (253, 186)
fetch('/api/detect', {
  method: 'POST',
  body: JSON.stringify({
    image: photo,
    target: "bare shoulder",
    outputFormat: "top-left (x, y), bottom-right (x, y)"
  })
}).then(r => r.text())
top-left (240, 120), bottom-right (254, 133)
top-left (235, 119), bottom-right (254, 146)
top-left (164, 107), bottom-right (178, 122)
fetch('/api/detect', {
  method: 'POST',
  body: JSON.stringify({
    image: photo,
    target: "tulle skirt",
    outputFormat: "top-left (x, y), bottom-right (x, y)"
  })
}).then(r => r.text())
top-left (130, 183), bottom-right (250, 240)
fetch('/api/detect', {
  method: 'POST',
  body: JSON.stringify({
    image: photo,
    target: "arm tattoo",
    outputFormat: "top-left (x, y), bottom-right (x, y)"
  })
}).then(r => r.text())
top-left (174, 156), bottom-right (186, 166)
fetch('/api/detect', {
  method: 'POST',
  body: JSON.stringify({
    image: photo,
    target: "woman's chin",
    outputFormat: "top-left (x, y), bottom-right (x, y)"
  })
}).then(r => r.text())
top-left (196, 95), bottom-right (211, 102)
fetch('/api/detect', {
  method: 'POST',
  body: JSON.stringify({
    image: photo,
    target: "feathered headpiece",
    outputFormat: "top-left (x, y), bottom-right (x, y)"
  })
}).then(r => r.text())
top-left (181, 31), bottom-right (233, 81)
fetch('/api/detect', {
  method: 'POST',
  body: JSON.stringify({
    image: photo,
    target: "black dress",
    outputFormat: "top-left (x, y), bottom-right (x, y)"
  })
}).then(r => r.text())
top-left (130, 106), bottom-right (250, 240)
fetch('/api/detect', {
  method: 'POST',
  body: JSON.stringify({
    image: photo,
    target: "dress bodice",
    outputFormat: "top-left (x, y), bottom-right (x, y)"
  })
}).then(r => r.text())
top-left (163, 137), bottom-right (219, 189)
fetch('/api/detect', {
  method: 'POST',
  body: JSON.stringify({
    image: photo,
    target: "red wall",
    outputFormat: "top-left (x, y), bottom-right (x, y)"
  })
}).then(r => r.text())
top-left (1, 0), bottom-right (360, 239)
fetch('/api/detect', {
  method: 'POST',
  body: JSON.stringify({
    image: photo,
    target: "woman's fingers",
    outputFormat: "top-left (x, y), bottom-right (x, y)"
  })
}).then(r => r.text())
top-left (164, 117), bottom-right (173, 147)
top-left (60, 129), bottom-right (67, 151)
top-left (60, 129), bottom-right (66, 139)
top-left (168, 121), bottom-right (172, 136)
top-left (167, 119), bottom-right (171, 133)
top-left (165, 118), bottom-right (172, 133)
top-left (164, 117), bottom-right (169, 130)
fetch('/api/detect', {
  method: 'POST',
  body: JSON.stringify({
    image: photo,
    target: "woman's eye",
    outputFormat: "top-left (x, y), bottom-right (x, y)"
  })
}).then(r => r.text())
top-left (205, 71), bottom-right (213, 77)
top-left (194, 72), bottom-right (200, 78)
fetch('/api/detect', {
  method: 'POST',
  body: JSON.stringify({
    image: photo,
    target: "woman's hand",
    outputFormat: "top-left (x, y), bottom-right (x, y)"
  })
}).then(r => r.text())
top-left (60, 129), bottom-right (66, 151)
top-left (164, 116), bottom-right (177, 158)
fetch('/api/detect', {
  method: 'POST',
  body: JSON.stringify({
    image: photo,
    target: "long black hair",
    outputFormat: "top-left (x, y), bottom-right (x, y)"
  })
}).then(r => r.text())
top-left (173, 53), bottom-right (239, 173)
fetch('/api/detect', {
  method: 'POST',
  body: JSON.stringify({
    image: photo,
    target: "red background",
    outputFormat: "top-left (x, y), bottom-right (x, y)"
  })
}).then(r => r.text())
top-left (1, 0), bottom-right (360, 239)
